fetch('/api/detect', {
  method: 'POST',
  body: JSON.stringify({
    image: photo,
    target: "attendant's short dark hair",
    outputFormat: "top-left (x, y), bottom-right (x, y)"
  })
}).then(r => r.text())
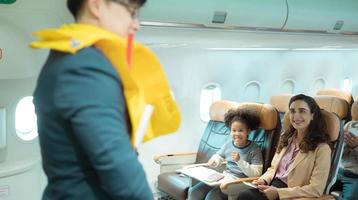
top-left (67, 0), bottom-right (147, 19)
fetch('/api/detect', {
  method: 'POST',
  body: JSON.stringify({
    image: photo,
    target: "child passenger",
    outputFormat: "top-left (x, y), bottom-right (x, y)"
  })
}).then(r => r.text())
top-left (188, 108), bottom-right (263, 200)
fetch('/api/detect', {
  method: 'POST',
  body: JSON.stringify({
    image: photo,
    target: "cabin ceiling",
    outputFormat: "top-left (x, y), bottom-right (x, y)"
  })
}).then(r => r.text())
top-left (0, 0), bottom-right (357, 51)
top-left (0, 0), bottom-right (357, 80)
top-left (137, 0), bottom-right (358, 50)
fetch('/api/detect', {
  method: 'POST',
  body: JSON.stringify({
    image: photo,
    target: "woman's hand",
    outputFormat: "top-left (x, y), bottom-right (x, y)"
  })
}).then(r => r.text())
top-left (258, 185), bottom-right (279, 200)
top-left (231, 151), bottom-right (240, 162)
top-left (253, 179), bottom-right (267, 186)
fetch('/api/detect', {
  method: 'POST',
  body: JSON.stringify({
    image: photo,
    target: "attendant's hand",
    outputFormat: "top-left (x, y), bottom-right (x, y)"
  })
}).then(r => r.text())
top-left (344, 130), bottom-right (358, 149)
top-left (253, 179), bottom-right (267, 186)
top-left (231, 151), bottom-right (240, 162)
top-left (258, 185), bottom-right (278, 200)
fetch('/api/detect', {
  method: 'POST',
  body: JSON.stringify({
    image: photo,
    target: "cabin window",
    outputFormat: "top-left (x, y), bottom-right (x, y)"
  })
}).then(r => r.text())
top-left (15, 96), bottom-right (38, 141)
top-left (311, 78), bottom-right (326, 95)
top-left (200, 83), bottom-right (221, 122)
top-left (281, 79), bottom-right (296, 94)
top-left (243, 81), bottom-right (261, 102)
top-left (342, 77), bottom-right (352, 92)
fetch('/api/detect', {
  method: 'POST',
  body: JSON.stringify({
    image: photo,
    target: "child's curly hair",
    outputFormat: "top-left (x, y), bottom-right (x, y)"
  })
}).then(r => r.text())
top-left (224, 108), bottom-right (261, 130)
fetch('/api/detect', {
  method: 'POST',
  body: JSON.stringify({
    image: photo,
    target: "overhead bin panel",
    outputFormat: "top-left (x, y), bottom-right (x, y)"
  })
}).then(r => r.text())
top-left (140, 0), bottom-right (287, 29)
top-left (284, 0), bottom-right (358, 33)
top-left (139, 0), bottom-right (218, 25)
top-left (224, 0), bottom-right (287, 29)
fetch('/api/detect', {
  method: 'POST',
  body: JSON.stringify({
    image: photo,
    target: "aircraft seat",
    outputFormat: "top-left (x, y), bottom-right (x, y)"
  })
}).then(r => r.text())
top-left (314, 95), bottom-right (350, 121)
top-left (154, 101), bottom-right (281, 200)
top-left (215, 102), bottom-right (281, 200)
top-left (316, 88), bottom-right (354, 122)
top-left (270, 93), bottom-right (294, 123)
top-left (284, 110), bottom-right (343, 199)
top-left (331, 100), bottom-right (358, 199)
top-left (313, 96), bottom-right (348, 199)
top-left (352, 100), bottom-right (358, 121)
top-left (316, 88), bottom-right (354, 105)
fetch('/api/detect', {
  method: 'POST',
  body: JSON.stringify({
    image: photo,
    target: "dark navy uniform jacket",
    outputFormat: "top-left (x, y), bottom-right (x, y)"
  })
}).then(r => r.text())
top-left (33, 47), bottom-right (153, 200)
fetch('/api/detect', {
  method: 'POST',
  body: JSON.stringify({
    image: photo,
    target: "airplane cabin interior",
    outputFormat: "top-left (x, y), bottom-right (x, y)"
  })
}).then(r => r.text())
top-left (0, 0), bottom-right (358, 199)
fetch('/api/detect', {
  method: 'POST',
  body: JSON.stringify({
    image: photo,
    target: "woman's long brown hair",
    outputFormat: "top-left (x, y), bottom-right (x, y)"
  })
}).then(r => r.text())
top-left (277, 94), bottom-right (330, 153)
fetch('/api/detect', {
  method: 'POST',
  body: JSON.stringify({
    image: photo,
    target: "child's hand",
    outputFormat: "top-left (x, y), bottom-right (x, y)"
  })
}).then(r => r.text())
top-left (208, 158), bottom-right (219, 168)
top-left (231, 151), bottom-right (240, 162)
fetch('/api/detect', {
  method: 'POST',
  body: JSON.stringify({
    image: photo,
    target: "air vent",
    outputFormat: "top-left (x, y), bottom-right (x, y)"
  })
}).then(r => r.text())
top-left (333, 20), bottom-right (344, 30)
top-left (212, 11), bottom-right (227, 24)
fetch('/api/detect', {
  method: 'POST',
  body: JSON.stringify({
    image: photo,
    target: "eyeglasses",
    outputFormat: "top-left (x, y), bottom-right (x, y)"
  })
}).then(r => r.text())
top-left (114, 1), bottom-right (140, 19)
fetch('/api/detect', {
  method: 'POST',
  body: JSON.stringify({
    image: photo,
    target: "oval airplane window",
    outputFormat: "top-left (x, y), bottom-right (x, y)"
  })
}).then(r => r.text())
top-left (281, 79), bottom-right (296, 94)
top-left (200, 83), bottom-right (222, 122)
top-left (15, 96), bottom-right (38, 141)
top-left (243, 81), bottom-right (261, 102)
top-left (310, 78), bottom-right (326, 95)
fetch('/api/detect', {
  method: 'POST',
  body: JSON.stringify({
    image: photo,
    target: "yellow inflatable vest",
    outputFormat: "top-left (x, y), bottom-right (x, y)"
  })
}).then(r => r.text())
top-left (30, 24), bottom-right (181, 147)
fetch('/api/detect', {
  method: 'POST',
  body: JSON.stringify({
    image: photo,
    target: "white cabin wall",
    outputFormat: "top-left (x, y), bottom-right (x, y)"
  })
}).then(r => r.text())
top-left (137, 46), bottom-right (358, 190)
top-left (0, 77), bottom-right (39, 161)
top-left (0, 77), bottom-right (45, 200)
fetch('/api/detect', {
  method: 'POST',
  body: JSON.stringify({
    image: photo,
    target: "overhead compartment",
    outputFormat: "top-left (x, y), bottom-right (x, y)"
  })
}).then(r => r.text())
top-left (284, 0), bottom-right (358, 33)
top-left (140, 0), bottom-right (358, 34)
top-left (139, 0), bottom-right (288, 29)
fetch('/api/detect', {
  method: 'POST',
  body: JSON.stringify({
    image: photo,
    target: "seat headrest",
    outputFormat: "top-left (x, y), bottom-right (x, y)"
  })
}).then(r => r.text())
top-left (210, 101), bottom-right (278, 130)
top-left (352, 101), bottom-right (358, 121)
top-left (316, 88), bottom-right (353, 105)
top-left (314, 96), bottom-right (349, 120)
top-left (209, 100), bottom-right (240, 122)
top-left (269, 93), bottom-right (294, 113)
top-left (283, 109), bottom-right (340, 141)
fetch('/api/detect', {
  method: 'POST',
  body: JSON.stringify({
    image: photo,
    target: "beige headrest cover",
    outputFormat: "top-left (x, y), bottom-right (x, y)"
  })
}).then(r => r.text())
top-left (210, 101), bottom-right (278, 130)
top-left (283, 109), bottom-right (340, 141)
top-left (352, 101), bottom-right (358, 121)
top-left (316, 89), bottom-right (353, 105)
top-left (314, 96), bottom-right (349, 120)
top-left (209, 100), bottom-right (240, 122)
top-left (270, 93), bottom-right (294, 113)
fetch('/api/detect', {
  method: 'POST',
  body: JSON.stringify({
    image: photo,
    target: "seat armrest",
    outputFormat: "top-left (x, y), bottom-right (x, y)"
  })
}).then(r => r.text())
top-left (220, 177), bottom-right (260, 200)
top-left (220, 177), bottom-right (259, 190)
top-left (153, 152), bottom-right (197, 174)
top-left (293, 195), bottom-right (336, 200)
top-left (154, 152), bottom-right (197, 164)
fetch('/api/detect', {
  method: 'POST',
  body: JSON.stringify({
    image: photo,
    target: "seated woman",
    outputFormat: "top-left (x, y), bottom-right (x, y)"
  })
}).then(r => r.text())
top-left (189, 108), bottom-right (263, 200)
top-left (237, 94), bottom-right (331, 200)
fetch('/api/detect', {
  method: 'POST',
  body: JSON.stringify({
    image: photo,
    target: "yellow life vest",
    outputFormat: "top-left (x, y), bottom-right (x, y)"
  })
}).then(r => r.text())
top-left (30, 24), bottom-right (181, 147)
